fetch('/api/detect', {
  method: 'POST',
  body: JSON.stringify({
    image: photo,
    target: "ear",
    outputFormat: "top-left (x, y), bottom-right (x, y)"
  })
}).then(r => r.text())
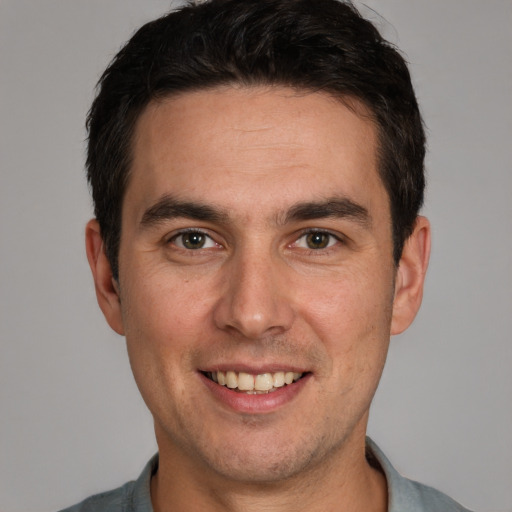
top-left (391, 216), bottom-right (431, 335)
top-left (85, 219), bottom-right (125, 335)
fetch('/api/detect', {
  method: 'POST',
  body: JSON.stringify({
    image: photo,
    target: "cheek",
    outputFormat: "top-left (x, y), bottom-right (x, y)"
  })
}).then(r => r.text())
top-left (298, 271), bottom-right (392, 339)
top-left (295, 270), bottom-right (393, 378)
top-left (119, 275), bottom-right (205, 424)
top-left (118, 273), bottom-right (201, 384)
top-left (121, 264), bottom-right (215, 341)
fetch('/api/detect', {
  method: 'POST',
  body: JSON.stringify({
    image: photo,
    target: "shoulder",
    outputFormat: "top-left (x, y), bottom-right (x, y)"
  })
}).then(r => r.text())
top-left (395, 476), bottom-right (474, 512)
top-left (57, 455), bottom-right (157, 512)
top-left (57, 481), bottom-right (135, 512)
top-left (366, 438), bottom-right (474, 512)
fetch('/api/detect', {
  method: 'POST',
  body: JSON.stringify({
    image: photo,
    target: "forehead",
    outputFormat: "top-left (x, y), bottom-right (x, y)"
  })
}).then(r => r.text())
top-left (126, 86), bottom-right (387, 224)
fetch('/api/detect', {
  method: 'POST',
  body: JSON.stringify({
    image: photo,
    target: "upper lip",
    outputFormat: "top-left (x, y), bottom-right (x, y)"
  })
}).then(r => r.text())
top-left (200, 364), bottom-right (308, 374)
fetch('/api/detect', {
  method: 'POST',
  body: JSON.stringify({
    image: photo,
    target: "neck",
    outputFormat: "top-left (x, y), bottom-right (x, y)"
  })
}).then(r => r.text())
top-left (150, 426), bottom-right (387, 512)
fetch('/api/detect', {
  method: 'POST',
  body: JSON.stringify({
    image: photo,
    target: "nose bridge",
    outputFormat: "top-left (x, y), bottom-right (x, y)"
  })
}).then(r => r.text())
top-left (213, 242), bottom-right (294, 339)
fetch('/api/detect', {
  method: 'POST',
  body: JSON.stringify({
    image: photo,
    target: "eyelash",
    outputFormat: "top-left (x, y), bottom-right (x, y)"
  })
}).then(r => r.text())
top-left (165, 228), bottom-right (344, 253)
top-left (167, 229), bottom-right (219, 251)
top-left (293, 229), bottom-right (343, 252)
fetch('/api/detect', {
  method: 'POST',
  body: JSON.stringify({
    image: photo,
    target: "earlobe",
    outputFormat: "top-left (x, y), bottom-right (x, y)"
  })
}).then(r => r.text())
top-left (85, 219), bottom-right (125, 335)
top-left (391, 216), bottom-right (431, 335)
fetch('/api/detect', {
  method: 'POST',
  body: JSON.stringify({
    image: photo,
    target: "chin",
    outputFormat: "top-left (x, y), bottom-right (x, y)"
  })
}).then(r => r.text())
top-left (193, 428), bottom-right (338, 485)
top-left (207, 451), bottom-right (310, 484)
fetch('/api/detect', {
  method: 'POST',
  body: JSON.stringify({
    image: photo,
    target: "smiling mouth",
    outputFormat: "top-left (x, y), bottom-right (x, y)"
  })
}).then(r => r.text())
top-left (204, 371), bottom-right (304, 394)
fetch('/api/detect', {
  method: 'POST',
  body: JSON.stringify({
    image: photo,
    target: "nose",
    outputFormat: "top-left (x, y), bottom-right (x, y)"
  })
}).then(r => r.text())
top-left (213, 249), bottom-right (295, 340)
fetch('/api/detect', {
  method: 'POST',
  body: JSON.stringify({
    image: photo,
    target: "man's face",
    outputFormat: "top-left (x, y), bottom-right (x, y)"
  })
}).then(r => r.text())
top-left (107, 87), bottom-right (404, 482)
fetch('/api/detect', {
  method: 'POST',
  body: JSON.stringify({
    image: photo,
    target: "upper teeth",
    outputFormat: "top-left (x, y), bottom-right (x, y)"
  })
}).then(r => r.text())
top-left (209, 371), bottom-right (303, 392)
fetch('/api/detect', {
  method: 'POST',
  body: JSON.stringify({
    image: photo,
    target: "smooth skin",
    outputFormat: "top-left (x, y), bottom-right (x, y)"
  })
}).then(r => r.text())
top-left (86, 86), bottom-right (430, 512)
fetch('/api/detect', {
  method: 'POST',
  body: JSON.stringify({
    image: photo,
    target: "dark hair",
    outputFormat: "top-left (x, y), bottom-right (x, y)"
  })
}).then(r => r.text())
top-left (87, 0), bottom-right (425, 279)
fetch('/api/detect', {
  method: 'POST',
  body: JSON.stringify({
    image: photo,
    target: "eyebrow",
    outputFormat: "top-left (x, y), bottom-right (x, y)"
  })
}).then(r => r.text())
top-left (140, 195), bottom-right (229, 228)
top-left (282, 197), bottom-right (371, 227)
top-left (139, 194), bottom-right (370, 230)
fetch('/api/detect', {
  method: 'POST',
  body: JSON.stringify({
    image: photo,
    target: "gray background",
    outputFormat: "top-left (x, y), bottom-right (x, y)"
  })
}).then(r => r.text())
top-left (1, 1), bottom-right (511, 511)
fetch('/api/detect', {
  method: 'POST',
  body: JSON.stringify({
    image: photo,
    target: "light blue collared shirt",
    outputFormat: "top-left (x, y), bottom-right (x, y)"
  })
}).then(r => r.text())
top-left (59, 438), bottom-right (473, 512)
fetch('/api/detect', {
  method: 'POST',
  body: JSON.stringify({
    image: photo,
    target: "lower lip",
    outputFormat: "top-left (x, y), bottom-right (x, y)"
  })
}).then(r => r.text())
top-left (199, 372), bottom-right (310, 414)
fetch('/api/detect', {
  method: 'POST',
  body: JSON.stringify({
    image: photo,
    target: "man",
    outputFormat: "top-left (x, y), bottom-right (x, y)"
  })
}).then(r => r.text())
top-left (62, 0), bottom-right (472, 510)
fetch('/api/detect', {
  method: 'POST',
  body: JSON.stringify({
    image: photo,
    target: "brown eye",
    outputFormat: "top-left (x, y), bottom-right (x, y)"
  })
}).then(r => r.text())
top-left (182, 232), bottom-right (205, 249)
top-left (173, 231), bottom-right (215, 250)
top-left (305, 232), bottom-right (331, 249)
